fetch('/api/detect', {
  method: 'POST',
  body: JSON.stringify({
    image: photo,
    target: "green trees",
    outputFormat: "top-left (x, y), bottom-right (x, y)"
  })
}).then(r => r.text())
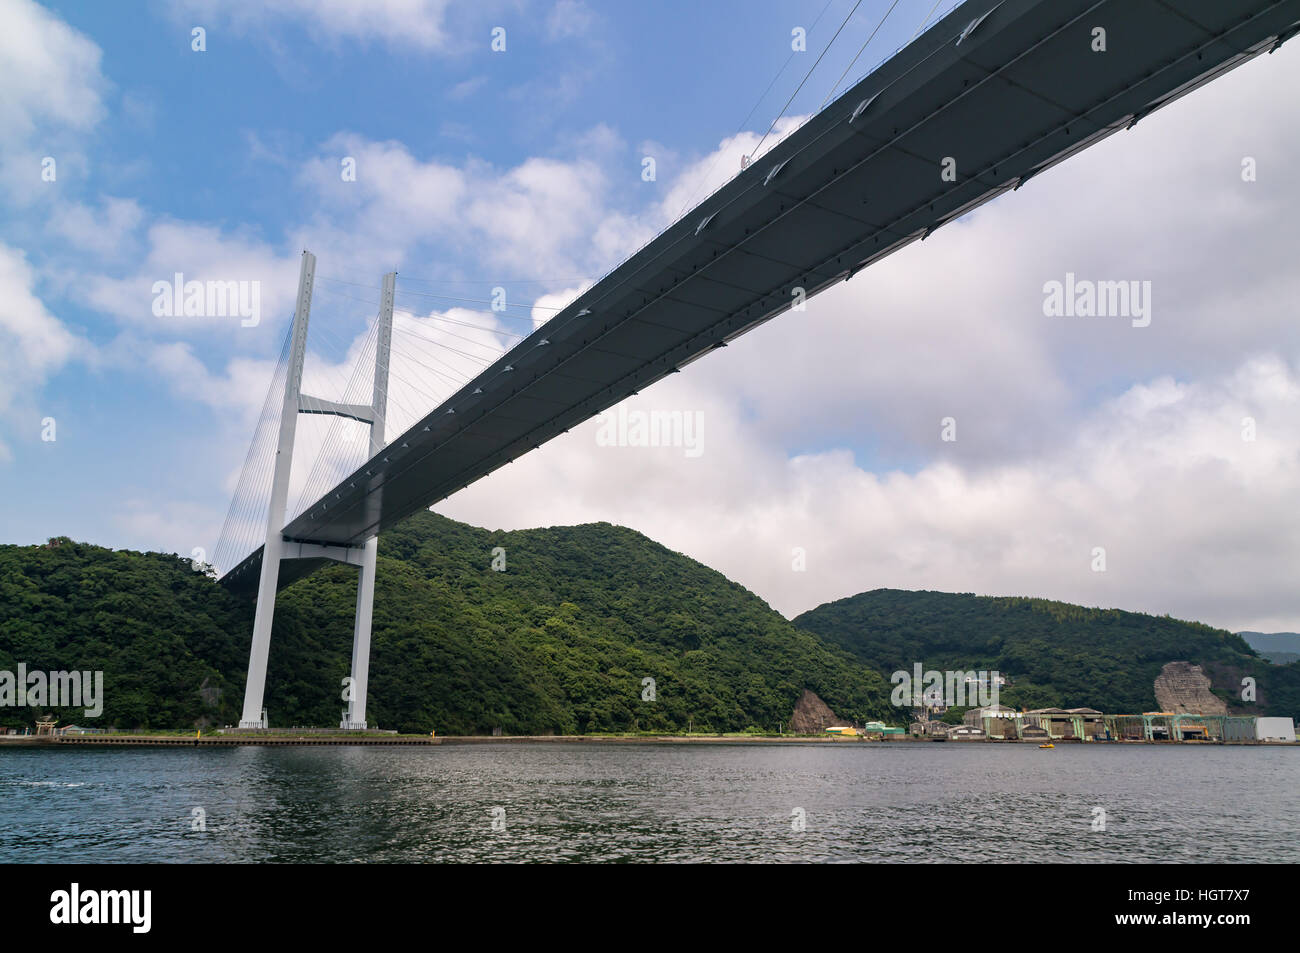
top-left (318, 513), bottom-right (894, 734)
top-left (10, 522), bottom-right (1287, 734)
top-left (0, 541), bottom-right (248, 729)
top-left (793, 588), bottom-right (1300, 719)
top-left (0, 514), bottom-right (892, 733)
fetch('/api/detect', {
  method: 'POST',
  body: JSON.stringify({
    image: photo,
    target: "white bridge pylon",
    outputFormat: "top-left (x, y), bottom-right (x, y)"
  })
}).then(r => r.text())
top-left (238, 250), bottom-right (394, 730)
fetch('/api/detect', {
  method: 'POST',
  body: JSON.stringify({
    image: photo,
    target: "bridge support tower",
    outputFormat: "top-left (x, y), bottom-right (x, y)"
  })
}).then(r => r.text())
top-left (238, 251), bottom-right (394, 730)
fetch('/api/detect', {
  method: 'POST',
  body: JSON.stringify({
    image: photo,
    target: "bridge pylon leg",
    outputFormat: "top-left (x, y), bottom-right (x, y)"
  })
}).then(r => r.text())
top-left (238, 250), bottom-right (315, 729)
top-left (240, 539), bottom-right (284, 729)
top-left (341, 536), bottom-right (378, 730)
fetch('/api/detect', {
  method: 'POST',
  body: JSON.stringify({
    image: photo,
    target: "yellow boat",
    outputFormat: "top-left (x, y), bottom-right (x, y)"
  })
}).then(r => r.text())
top-left (1038, 743), bottom-right (1054, 748)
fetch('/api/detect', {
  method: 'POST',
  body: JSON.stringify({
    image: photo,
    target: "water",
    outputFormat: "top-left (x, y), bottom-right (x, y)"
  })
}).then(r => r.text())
top-left (1, 743), bottom-right (1294, 863)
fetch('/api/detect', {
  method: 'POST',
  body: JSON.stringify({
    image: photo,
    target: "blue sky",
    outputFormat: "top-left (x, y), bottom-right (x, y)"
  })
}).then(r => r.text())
top-left (3, 0), bottom-right (946, 544)
top-left (41, 0), bottom-right (935, 242)
top-left (3, 0), bottom-right (1300, 631)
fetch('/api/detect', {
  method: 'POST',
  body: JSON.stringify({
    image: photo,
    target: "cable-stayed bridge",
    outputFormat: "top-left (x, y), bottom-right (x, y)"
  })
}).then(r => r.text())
top-left (214, 0), bottom-right (1300, 729)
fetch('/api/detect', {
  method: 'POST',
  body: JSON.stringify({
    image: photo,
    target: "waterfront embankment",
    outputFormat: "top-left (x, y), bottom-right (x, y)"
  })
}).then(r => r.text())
top-left (4, 733), bottom-right (1295, 748)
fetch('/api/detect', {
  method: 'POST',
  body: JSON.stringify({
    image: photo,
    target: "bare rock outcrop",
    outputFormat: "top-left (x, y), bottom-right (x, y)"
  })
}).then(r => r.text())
top-left (789, 689), bottom-right (850, 734)
top-left (1154, 661), bottom-right (1228, 715)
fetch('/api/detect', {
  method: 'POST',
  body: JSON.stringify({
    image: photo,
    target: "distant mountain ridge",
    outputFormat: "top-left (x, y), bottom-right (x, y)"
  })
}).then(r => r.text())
top-left (1239, 631), bottom-right (1300, 664)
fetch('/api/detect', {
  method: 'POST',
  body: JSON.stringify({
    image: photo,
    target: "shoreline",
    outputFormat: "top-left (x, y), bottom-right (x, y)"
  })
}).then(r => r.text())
top-left (2, 733), bottom-right (1296, 748)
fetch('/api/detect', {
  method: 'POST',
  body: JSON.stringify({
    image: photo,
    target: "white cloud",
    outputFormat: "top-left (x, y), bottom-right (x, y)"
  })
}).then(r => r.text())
top-left (0, 0), bottom-right (107, 205)
top-left (26, 0), bottom-right (1291, 639)
top-left (170, 0), bottom-right (455, 50)
top-left (530, 282), bottom-right (591, 330)
top-left (375, 305), bottom-right (513, 441)
top-left (447, 76), bottom-right (488, 101)
top-left (144, 340), bottom-right (280, 423)
top-left (545, 0), bottom-right (596, 41)
top-left (0, 244), bottom-right (81, 372)
top-left (0, 241), bottom-right (86, 456)
top-left (47, 197), bottom-right (144, 258)
top-left (439, 353), bottom-right (1300, 632)
top-left (619, 46), bottom-right (1300, 471)
top-left (464, 156), bottom-right (611, 271)
top-left (0, 0), bottom-right (105, 138)
top-left (297, 133), bottom-right (641, 279)
top-left (657, 116), bottom-right (808, 229)
top-left (423, 47), bottom-right (1300, 634)
top-left (81, 221), bottom-right (300, 334)
top-left (112, 498), bottom-right (224, 562)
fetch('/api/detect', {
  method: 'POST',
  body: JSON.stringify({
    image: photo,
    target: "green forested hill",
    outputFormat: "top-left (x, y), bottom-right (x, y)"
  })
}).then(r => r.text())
top-left (0, 513), bottom-right (893, 733)
top-left (7, 524), bottom-right (1297, 733)
top-left (0, 536), bottom-right (250, 729)
top-left (793, 589), bottom-right (1300, 720)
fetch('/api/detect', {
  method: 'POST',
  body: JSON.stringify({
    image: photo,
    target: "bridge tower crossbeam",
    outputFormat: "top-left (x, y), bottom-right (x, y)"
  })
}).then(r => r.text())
top-left (238, 250), bottom-right (394, 730)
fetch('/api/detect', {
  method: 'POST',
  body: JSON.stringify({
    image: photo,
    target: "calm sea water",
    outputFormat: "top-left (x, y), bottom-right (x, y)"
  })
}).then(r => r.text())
top-left (0, 743), bottom-right (1294, 863)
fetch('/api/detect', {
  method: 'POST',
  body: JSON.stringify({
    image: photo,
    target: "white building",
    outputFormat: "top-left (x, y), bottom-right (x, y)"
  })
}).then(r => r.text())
top-left (1254, 717), bottom-right (1296, 742)
top-left (963, 703), bottom-right (1017, 727)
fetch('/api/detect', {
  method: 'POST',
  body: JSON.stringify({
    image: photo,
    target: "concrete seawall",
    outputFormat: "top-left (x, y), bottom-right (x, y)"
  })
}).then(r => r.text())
top-left (4, 734), bottom-right (1294, 748)
top-left (1, 735), bottom-right (438, 747)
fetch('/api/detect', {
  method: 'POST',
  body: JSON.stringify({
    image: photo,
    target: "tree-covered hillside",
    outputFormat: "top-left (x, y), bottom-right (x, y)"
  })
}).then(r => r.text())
top-left (793, 589), bottom-right (1300, 720)
top-left (0, 537), bottom-right (247, 729)
top-left (0, 515), bottom-right (894, 733)
top-left (9, 527), bottom-right (1295, 733)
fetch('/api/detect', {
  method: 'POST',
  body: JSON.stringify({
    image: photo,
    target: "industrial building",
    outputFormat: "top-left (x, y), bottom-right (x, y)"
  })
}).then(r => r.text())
top-left (912, 706), bottom-right (1300, 743)
top-left (1254, 717), bottom-right (1297, 742)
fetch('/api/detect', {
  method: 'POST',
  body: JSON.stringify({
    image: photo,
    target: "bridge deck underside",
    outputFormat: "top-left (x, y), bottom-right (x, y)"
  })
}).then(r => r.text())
top-left (221, 0), bottom-right (1300, 594)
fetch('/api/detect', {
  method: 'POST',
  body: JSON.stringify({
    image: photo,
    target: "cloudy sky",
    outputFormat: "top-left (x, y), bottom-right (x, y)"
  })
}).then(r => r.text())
top-left (2, 0), bottom-right (1298, 632)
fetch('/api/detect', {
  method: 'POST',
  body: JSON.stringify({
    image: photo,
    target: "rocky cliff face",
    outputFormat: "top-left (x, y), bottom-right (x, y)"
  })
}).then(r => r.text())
top-left (789, 689), bottom-right (851, 733)
top-left (1154, 661), bottom-right (1228, 714)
